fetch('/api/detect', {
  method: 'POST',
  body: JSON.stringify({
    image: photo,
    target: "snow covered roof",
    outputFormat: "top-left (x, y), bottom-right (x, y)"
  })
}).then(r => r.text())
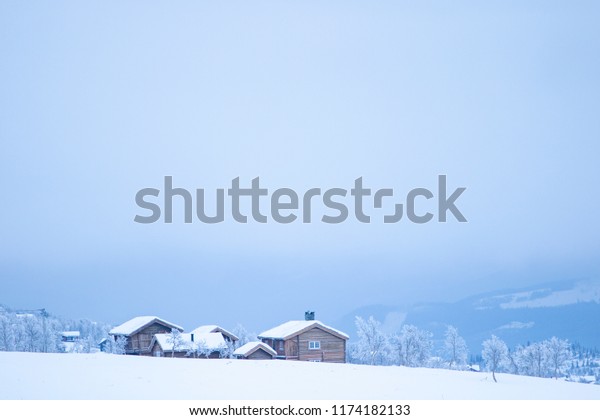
top-left (258, 320), bottom-right (349, 340)
top-left (233, 341), bottom-right (277, 358)
top-left (191, 325), bottom-right (239, 341)
top-left (109, 316), bottom-right (183, 336)
top-left (61, 331), bottom-right (80, 337)
top-left (153, 332), bottom-right (227, 352)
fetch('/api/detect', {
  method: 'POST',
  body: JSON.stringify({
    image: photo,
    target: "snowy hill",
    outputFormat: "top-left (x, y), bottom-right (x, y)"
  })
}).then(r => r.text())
top-left (338, 279), bottom-right (600, 352)
top-left (0, 352), bottom-right (599, 399)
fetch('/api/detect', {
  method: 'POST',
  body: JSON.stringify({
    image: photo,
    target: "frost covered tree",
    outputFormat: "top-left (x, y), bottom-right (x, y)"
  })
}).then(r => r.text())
top-left (398, 324), bottom-right (433, 367)
top-left (12, 321), bottom-right (26, 352)
top-left (218, 344), bottom-right (232, 359)
top-left (545, 337), bottom-right (571, 379)
top-left (166, 328), bottom-right (184, 357)
top-left (0, 314), bottom-right (15, 351)
top-left (231, 324), bottom-right (257, 349)
top-left (514, 342), bottom-right (549, 377)
top-left (113, 335), bottom-right (128, 355)
top-left (528, 342), bottom-right (548, 378)
top-left (513, 345), bottom-right (532, 376)
top-left (22, 316), bottom-right (42, 352)
top-left (506, 347), bottom-right (521, 375)
top-left (388, 333), bottom-right (403, 366)
top-left (195, 339), bottom-right (213, 359)
top-left (482, 335), bottom-right (508, 382)
top-left (352, 316), bottom-right (389, 365)
top-left (443, 326), bottom-right (468, 370)
top-left (100, 335), bottom-right (116, 354)
top-left (40, 318), bottom-right (62, 353)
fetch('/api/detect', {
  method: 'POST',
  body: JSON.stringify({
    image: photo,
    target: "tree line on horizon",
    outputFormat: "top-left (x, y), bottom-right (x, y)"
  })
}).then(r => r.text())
top-left (349, 315), bottom-right (600, 384)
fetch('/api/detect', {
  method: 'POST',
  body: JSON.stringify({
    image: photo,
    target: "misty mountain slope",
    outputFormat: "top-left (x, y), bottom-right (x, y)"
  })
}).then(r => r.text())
top-left (339, 279), bottom-right (600, 352)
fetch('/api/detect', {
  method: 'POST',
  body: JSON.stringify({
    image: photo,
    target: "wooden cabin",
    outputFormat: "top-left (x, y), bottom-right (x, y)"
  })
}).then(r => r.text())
top-left (150, 332), bottom-right (227, 358)
top-left (258, 314), bottom-right (348, 363)
top-left (233, 341), bottom-right (277, 360)
top-left (109, 316), bottom-right (183, 355)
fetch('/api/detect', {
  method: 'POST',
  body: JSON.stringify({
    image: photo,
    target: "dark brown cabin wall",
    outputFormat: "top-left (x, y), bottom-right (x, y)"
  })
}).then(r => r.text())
top-left (127, 323), bottom-right (173, 354)
top-left (284, 339), bottom-right (299, 359)
top-left (297, 327), bottom-right (346, 363)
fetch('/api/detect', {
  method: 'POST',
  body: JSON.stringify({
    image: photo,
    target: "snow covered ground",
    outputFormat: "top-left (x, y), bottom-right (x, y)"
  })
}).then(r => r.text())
top-left (1, 352), bottom-right (599, 400)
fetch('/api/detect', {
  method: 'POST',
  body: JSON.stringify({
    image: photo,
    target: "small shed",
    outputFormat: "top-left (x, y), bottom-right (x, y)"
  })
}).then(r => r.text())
top-left (233, 341), bottom-right (277, 360)
top-left (98, 338), bottom-right (109, 352)
top-left (61, 331), bottom-right (81, 343)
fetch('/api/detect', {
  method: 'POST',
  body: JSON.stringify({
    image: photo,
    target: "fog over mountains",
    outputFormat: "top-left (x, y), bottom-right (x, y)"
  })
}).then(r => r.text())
top-left (338, 278), bottom-right (600, 351)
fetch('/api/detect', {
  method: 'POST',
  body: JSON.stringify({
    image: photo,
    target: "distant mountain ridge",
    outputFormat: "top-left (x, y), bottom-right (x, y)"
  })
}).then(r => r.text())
top-left (338, 278), bottom-right (600, 352)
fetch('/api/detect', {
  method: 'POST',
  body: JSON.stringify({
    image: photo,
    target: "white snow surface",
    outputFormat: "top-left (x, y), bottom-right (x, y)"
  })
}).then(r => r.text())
top-left (258, 320), bottom-right (349, 340)
top-left (109, 316), bottom-right (183, 336)
top-left (233, 341), bottom-right (276, 357)
top-left (1, 352), bottom-right (598, 400)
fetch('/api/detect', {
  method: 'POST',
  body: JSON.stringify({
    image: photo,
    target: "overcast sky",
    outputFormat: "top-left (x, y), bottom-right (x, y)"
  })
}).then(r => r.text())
top-left (1, 1), bottom-right (599, 331)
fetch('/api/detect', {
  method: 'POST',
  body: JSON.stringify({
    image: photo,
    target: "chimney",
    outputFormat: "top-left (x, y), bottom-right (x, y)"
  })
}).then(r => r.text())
top-left (305, 311), bottom-right (315, 321)
top-left (191, 333), bottom-right (194, 342)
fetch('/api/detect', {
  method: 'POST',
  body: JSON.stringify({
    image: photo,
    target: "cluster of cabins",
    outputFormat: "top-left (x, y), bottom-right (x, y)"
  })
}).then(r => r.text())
top-left (107, 312), bottom-right (349, 363)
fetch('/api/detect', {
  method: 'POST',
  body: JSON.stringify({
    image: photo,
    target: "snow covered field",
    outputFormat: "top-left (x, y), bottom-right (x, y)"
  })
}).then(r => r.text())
top-left (0, 352), bottom-right (599, 400)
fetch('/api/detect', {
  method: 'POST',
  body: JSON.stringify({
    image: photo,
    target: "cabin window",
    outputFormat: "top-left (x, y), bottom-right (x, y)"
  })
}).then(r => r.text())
top-left (154, 351), bottom-right (162, 357)
top-left (308, 341), bottom-right (320, 350)
top-left (278, 341), bottom-right (284, 351)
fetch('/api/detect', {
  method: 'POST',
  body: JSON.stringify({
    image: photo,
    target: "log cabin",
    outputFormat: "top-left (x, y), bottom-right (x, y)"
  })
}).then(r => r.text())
top-left (258, 313), bottom-right (349, 363)
top-left (233, 341), bottom-right (277, 360)
top-left (109, 316), bottom-right (183, 355)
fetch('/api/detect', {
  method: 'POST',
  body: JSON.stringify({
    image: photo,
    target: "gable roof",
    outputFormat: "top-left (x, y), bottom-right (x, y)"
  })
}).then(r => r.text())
top-left (191, 325), bottom-right (239, 342)
top-left (233, 341), bottom-right (277, 358)
top-left (109, 316), bottom-right (183, 336)
top-left (258, 320), bottom-right (349, 341)
top-left (152, 332), bottom-right (226, 352)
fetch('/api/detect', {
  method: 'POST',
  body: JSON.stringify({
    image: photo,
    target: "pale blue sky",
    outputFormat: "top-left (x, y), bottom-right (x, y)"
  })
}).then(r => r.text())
top-left (1, 1), bottom-right (599, 331)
